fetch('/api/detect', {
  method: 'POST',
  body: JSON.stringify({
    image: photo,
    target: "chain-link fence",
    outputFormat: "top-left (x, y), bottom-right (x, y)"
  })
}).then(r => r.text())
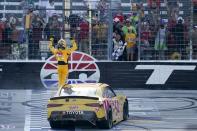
top-left (0, 0), bottom-right (196, 61)
top-left (110, 0), bottom-right (197, 61)
top-left (0, 0), bottom-right (110, 60)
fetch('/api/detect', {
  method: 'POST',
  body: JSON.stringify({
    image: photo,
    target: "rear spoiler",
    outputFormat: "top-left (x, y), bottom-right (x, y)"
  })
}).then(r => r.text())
top-left (50, 96), bottom-right (99, 100)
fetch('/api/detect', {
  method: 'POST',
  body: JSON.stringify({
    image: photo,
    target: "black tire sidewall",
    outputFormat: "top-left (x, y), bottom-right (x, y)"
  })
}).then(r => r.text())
top-left (49, 120), bottom-right (61, 129)
top-left (107, 109), bottom-right (113, 128)
top-left (123, 101), bottom-right (129, 120)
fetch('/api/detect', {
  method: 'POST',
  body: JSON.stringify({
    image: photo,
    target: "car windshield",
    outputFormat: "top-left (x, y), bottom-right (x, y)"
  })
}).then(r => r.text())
top-left (60, 86), bottom-right (98, 97)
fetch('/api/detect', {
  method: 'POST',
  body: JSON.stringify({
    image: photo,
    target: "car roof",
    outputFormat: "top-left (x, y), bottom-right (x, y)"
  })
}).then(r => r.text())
top-left (60, 83), bottom-right (109, 97)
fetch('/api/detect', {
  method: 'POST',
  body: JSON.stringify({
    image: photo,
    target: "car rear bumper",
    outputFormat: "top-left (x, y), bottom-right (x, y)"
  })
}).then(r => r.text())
top-left (48, 111), bottom-right (98, 125)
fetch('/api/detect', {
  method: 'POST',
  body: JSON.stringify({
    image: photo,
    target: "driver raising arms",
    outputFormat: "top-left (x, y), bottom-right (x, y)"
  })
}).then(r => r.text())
top-left (49, 37), bottom-right (77, 88)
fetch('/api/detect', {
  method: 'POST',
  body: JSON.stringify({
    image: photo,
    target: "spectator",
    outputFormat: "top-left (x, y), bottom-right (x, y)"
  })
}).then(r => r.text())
top-left (125, 28), bottom-right (136, 61)
top-left (2, 22), bottom-right (12, 43)
top-left (113, 18), bottom-right (121, 32)
top-left (24, 8), bottom-right (33, 44)
top-left (148, 0), bottom-right (160, 9)
top-left (44, 22), bottom-right (50, 40)
top-left (154, 24), bottom-right (167, 60)
top-left (9, 15), bottom-right (19, 43)
top-left (50, 15), bottom-right (61, 44)
top-left (46, 0), bottom-right (55, 23)
top-left (183, 17), bottom-right (189, 48)
top-left (113, 18), bottom-right (125, 42)
top-left (122, 19), bottom-right (137, 35)
top-left (167, 16), bottom-right (177, 32)
top-left (20, 0), bottom-right (35, 15)
top-left (173, 17), bottom-right (185, 59)
top-left (165, 0), bottom-right (179, 20)
top-left (99, 22), bottom-right (108, 43)
top-left (192, 26), bottom-right (197, 59)
top-left (131, 3), bottom-right (138, 11)
top-left (9, 15), bottom-right (19, 27)
top-left (11, 24), bottom-right (19, 44)
top-left (93, 20), bottom-right (108, 44)
top-left (79, 19), bottom-right (89, 54)
top-left (10, 23), bottom-right (20, 60)
top-left (29, 12), bottom-right (44, 59)
top-left (112, 33), bottom-right (125, 61)
top-left (92, 21), bottom-right (100, 44)
top-left (130, 12), bottom-right (139, 26)
top-left (114, 11), bottom-right (124, 23)
top-left (140, 23), bottom-right (151, 60)
top-left (68, 14), bottom-right (81, 38)
top-left (97, 0), bottom-right (108, 22)
top-left (0, 18), bottom-right (6, 43)
top-left (32, 12), bottom-right (44, 43)
top-left (167, 31), bottom-right (176, 59)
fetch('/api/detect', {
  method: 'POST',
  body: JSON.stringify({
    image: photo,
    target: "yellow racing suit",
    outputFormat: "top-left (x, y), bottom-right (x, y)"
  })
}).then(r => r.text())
top-left (49, 39), bottom-right (77, 88)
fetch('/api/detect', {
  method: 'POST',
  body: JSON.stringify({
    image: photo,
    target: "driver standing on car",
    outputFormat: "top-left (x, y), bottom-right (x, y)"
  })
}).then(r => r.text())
top-left (49, 37), bottom-right (77, 88)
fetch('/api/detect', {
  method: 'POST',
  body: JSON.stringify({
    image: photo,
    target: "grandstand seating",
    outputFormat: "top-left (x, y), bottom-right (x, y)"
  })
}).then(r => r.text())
top-left (0, 0), bottom-right (63, 29)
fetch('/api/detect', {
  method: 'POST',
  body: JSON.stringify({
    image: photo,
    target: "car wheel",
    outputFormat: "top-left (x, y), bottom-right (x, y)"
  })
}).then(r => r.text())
top-left (123, 100), bottom-right (129, 120)
top-left (97, 108), bottom-right (113, 129)
top-left (49, 120), bottom-right (61, 129)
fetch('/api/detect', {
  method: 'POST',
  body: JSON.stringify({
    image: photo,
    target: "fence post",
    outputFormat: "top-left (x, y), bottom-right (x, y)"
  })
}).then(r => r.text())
top-left (108, 1), bottom-right (113, 60)
top-left (190, 0), bottom-right (193, 60)
top-left (138, 10), bottom-right (141, 61)
top-left (88, 2), bottom-right (92, 56)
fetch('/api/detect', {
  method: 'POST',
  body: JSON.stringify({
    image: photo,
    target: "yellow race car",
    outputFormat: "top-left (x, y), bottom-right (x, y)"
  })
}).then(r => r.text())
top-left (47, 83), bottom-right (129, 129)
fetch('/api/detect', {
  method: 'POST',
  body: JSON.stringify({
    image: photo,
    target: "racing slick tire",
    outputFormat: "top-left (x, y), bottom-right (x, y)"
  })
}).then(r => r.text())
top-left (123, 100), bottom-right (129, 120)
top-left (49, 120), bottom-right (61, 129)
top-left (97, 108), bottom-right (113, 129)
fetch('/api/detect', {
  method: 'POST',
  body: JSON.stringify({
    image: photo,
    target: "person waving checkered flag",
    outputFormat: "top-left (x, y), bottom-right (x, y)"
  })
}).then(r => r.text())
top-left (112, 36), bottom-right (127, 61)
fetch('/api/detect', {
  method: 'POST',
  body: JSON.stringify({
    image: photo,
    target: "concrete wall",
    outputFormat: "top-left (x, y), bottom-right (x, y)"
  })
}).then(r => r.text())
top-left (0, 61), bottom-right (197, 89)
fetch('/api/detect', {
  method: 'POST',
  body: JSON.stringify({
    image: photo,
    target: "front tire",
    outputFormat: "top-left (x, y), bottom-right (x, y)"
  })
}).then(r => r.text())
top-left (123, 100), bottom-right (129, 120)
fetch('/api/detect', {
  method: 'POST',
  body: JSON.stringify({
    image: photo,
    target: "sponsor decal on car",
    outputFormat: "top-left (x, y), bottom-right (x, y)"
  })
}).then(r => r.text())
top-left (69, 105), bottom-right (79, 110)
top-left (40, 51), bottom-right (100, 89)
top-left (63, 110), bottom-right (84, 115)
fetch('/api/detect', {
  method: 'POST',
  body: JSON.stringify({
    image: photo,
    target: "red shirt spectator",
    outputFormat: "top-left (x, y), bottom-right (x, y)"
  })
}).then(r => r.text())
top-left (141, 31), bottom-right (150, 42)
top-left (193, 0), bottom-right (197, 5)
top-left (167, 18), bottom-right (176, 31)
top-left (79, 20), bottom-right (89, 39)
top-left (0, 20), bottom-right (5, 42)
top-left (11, 25), bottom-right (20, 43)
top-left (147, 0), bottom-right (160, 9)
top-left (167, 32), bottom-right (175, 49)
top-left (114, 13), bottom-right (124, 23)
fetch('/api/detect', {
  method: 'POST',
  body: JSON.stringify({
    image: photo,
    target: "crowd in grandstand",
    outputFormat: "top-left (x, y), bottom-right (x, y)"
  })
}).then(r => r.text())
top-left (111, 0), bottom-right (193, 61)
top-left (0, 0), bottom-right (196, 60)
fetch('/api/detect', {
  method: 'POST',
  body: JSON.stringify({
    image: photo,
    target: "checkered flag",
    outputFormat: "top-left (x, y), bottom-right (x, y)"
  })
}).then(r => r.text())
top-left (112, 42), bottom-right (127, 60)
